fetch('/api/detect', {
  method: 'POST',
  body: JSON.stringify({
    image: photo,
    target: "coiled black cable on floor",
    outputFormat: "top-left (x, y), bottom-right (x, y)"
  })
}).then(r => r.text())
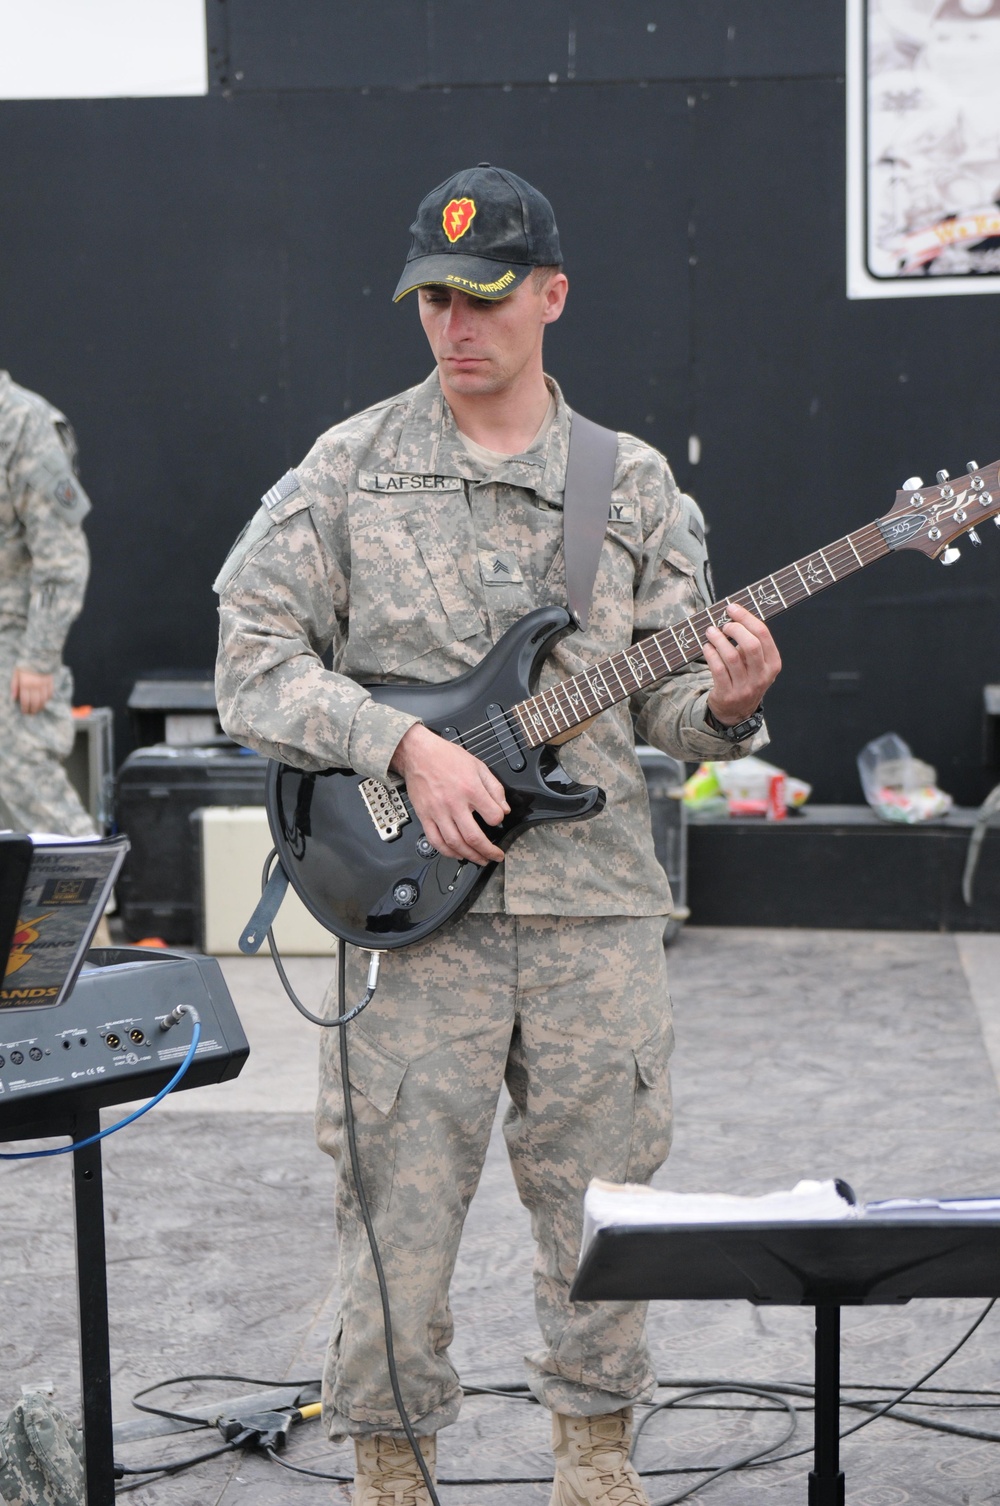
top-left (633, 1385), bottom-right (798, 1505)
top-left (117, 1297), bottom-right (1000, 1496)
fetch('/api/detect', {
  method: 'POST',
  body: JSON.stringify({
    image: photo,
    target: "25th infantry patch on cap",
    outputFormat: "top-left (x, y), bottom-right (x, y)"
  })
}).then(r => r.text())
top-left (442, 197), bottom-right (476, 242)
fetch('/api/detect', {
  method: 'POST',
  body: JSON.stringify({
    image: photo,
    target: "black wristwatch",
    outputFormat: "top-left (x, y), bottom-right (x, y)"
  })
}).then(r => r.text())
top-left (705, 703), bottom-right (765, 743)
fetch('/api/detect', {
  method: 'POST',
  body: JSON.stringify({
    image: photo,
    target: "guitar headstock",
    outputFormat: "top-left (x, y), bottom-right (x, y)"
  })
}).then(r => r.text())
top-left (877, 459), bottom-right (1000, 563)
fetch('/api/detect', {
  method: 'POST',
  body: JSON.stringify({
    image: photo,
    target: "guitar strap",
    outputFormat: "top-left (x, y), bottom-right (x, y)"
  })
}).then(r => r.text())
top-left (562, 411), bottom-right (619, 631)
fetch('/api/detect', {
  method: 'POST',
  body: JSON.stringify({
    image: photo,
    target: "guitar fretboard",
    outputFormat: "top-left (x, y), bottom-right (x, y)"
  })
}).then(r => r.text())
top-left (509, 522), bottom-right (890, 748)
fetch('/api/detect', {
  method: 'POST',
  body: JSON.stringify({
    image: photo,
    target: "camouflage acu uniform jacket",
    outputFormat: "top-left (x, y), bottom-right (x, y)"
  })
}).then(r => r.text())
top-left (0, 372), bottom-right (91, 673)
top-left (215, 371), bottom-right (767, 916)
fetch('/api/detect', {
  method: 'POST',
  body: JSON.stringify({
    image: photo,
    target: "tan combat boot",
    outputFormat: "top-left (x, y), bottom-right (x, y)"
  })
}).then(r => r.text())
top-left (353, 1433), bottom-right (436, 1506)
top-left (550, 1408), bottom-right (649, 1506)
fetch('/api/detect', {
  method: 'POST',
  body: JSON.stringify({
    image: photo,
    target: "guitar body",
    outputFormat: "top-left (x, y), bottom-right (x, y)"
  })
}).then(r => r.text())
top-left (267, 605), bottom-right (607, 949)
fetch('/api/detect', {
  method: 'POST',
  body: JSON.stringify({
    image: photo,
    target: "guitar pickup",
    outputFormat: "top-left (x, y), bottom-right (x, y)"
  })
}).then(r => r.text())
top-left (359, 778), bottom-right (410, 842)
top-left (487, 703), bottom-right (526, 772)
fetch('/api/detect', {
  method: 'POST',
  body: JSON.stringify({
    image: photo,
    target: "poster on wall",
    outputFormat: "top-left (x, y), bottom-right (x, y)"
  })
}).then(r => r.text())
top-left (847, 0), bottom-right (1000, 297)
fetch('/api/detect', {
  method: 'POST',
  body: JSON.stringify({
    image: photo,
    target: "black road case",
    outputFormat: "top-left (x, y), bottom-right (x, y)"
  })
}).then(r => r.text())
top-left (115, 745), bottom-right (267, 942)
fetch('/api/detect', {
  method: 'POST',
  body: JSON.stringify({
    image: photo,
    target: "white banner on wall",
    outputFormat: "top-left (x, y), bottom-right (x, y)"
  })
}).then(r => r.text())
top-left (847, 0), bottom-right (1000, 297)
top-left (0, 0), bottom-right (207, 99)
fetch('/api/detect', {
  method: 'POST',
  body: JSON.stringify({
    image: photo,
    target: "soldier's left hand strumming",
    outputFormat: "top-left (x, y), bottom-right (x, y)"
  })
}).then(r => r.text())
top-left (11, 667), bottom-right (54, 715)
top-left (703, 601), bottom-right (781, 726)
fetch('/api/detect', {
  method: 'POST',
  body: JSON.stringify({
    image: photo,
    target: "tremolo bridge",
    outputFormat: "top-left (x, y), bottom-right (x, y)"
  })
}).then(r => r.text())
top-left (358, 777), bottom-right (410, 842)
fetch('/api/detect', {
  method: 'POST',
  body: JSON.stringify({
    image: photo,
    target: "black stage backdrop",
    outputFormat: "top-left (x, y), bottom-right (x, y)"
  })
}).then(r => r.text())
top-left (0, 0), bottom-right (997, 802)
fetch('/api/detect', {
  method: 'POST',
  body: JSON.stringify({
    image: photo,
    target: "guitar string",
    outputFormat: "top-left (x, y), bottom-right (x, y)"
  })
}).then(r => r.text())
top-left (384, 496), bottom-right (984, 779)
top-left (445, 533), bottom-right (883, 764)
top-left (384, 520), bottom-right (925, 832)
top-left (440, 527), bottom-right (886, 765)
top-left (453, 535), bottom-right (882, 762)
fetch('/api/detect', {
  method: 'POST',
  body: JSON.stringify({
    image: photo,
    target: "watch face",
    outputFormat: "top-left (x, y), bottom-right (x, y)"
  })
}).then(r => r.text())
top-left (728, 711), bottom-right (763, 742)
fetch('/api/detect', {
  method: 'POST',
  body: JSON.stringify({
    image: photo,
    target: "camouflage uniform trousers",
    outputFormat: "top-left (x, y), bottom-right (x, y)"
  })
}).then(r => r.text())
top-left (0, 630), bottom-right (95, 838)
top-left (317, 912), bottom-right (674, 1441)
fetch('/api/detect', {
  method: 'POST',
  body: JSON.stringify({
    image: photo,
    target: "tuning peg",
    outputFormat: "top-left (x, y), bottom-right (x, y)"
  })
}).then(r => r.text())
top-left (940, 546), bottom-right (961, 565)
top-left (902, 476), bottom-right (924, 490)
top-left (969, 530), bottom-right (982, 546)
top-left (967, 460), bottom-right (980, 473)
top-left (936, 469), bottom-right (950, 483)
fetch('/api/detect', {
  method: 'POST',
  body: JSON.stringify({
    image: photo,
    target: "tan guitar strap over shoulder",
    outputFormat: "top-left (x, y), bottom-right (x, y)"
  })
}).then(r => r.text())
top-left (563, 411), bottom-right (619, 631)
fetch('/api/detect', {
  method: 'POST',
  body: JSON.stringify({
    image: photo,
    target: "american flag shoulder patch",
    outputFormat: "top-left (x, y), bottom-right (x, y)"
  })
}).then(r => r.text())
top-left (261, 470), bottom-right (301, 510)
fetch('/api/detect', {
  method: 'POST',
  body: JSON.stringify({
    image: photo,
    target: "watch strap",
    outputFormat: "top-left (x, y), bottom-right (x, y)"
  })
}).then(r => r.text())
top-left (705, 703), bottom-right (764, 743)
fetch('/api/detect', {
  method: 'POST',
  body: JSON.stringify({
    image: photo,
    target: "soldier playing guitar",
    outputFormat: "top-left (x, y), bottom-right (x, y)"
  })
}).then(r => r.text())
top-left (215, 165), bottom-right (781, 1506)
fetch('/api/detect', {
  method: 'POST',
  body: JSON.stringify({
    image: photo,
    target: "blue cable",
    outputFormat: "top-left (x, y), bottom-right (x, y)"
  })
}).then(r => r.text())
top-left (0, 1014), bottom-right (202, 1161)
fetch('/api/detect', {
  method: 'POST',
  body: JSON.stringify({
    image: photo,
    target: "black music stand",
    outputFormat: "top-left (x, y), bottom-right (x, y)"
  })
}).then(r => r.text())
top-left (571, 1217), bottom-right (1000, 1504)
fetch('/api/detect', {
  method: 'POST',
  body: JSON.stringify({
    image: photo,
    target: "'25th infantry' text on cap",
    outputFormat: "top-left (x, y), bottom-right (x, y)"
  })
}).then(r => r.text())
top-left (393, 163), bottom-right (562, 303)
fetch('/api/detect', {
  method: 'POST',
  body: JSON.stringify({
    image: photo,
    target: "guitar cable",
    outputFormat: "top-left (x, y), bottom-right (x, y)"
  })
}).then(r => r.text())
top-left (262, 877), bottom-right (440, 1504)
top-left (260, 847), bottom-right (380, 1027)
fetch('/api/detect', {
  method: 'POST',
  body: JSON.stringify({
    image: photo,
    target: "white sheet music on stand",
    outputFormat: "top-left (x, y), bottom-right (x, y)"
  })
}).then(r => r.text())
top-left (582, 1178), bottom-right (859, 1255)
top-left (582, 1180), bottom-right (1000, 1260)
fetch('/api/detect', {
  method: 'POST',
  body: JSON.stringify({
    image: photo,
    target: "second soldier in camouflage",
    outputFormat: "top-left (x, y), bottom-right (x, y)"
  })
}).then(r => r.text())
top-left (0, 372), bottom-right (96, 839)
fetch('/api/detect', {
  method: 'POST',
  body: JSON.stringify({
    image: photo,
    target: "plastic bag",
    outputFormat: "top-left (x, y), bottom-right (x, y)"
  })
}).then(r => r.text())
top-left (857, 732), bottom-right (953, 824)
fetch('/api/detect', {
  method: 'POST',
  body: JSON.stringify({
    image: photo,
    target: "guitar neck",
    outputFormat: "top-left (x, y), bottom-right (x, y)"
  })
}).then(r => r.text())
top-left (510, 521), bottom-right (890, 749)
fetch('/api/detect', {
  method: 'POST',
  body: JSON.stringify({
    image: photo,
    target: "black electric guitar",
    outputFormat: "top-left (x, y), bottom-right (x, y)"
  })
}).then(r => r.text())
top-left (266, 460), bottom-right (1000, 949)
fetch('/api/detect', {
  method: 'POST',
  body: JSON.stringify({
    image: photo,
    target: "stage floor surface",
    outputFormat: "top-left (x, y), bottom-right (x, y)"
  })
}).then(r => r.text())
top-left (4, 926), bottom-right (1000, 1505)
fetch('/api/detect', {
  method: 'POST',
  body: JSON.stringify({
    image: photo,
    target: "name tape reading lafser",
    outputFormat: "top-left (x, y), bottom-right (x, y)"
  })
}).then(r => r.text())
top-left (358, 474), bottom-right (465, 492)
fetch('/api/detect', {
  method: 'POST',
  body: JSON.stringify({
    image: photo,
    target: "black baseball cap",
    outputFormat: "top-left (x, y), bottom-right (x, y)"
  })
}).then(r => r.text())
top-left (393, 163), bottom-right (562, 303)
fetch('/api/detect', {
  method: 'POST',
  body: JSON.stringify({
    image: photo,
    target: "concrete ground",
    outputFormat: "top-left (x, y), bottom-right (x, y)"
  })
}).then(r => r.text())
top-left (4, 927), bottom-right (1000, 1505)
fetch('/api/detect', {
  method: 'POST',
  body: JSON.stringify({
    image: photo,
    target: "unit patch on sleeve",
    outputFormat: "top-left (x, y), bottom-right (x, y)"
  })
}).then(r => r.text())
top-left (478, 549), bottom-right (524, 586)
top-left (358, 473), bottom-right (464, 493)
